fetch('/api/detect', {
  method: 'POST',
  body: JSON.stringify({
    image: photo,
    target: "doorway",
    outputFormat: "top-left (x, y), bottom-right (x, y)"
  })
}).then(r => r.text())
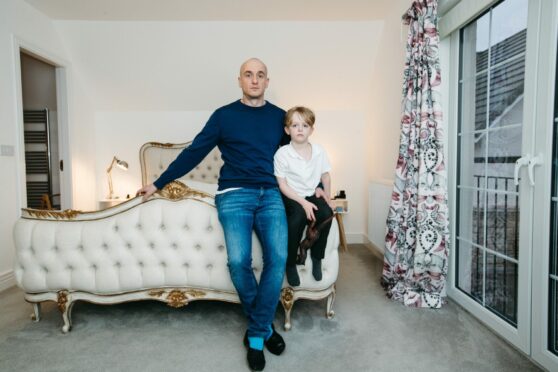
top-left (16, 45), bottom-right (71, 211)
top-left (20, 52), bottom-right (60, 209)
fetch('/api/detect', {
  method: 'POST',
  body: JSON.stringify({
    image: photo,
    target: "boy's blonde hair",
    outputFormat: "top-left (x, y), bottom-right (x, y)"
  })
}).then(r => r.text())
top-left (285, 106), bottom-right (315, 127)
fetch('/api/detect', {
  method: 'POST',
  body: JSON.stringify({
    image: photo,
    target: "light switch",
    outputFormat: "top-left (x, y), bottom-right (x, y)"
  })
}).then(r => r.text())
top-left (1, 145), bottom-right (14, 156)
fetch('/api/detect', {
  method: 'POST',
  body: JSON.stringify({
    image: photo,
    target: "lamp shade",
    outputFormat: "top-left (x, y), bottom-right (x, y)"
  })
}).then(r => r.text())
top-left (106, 156), bottom-right (128, 200)
top-left (115, 158), bottom-right (128, 170)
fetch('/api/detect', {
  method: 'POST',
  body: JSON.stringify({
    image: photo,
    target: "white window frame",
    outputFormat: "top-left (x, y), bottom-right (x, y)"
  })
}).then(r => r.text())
top-left (445, 0), bottom-right (541, 355)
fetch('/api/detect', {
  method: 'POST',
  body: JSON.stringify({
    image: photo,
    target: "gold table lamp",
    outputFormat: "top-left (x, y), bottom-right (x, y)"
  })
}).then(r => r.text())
top-left (106, 156), bottom-right (128, 199)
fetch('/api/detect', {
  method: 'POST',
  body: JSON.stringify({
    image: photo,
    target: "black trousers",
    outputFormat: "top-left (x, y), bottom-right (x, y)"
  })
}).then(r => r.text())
top-left (283, 194), bottom-right (334, 266)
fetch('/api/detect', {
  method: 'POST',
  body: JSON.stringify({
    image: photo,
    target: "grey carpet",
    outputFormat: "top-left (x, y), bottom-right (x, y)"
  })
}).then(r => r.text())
top-left (0, 245), bottom-right (542, 372)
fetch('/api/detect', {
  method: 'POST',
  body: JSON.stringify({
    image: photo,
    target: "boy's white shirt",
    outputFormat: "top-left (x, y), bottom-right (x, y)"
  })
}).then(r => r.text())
top-left (274, 142), bottom-right (331, 197)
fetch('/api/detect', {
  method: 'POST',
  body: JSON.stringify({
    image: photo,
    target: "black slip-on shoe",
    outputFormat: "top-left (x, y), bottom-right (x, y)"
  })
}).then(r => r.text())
top-left (264, 325), bottom-right (286, 355)
top-left (243, 325), bottom-right (286, 356)
top-left (247, 347), bottom-right (265, 371)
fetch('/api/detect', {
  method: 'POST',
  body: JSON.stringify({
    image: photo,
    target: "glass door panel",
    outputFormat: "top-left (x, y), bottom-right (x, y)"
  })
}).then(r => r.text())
top-left (458, 132), bottom-right (486, 188)
top-left (485, 252), bottom-right (518, 324)
top-left (489, 0), bottom-right (528, 56)
top-left (456, 241), bottom-right (484, 303)
top-left (456, 188), bottom-right (485, 246)
top-left (456, 0), bottom-right (527, 329)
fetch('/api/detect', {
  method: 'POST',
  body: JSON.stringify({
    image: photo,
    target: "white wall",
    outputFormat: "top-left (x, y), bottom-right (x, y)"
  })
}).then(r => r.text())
top-left (55, 21), bottom-right (383, 112)
top-left (0, 0), bottom-right (71, 289)
top-left (94, 110), bottom-right (367, 236)
top-left (368, 180), bottom-right (393, 251)
top-left (94, 110), bottom-right (212, 200)
top-left (365, 2), bottom-right (410, 249)
top-left (367, 5), bottom-right (408, 184)
top-left (55, 20), bottom-right (388, 237)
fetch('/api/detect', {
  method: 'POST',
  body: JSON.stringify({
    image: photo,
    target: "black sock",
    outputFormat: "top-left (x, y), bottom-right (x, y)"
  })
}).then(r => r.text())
top-left (286, 265), bottom-right (300, 286)
top-left (312, 258), bottom-right (322, 281)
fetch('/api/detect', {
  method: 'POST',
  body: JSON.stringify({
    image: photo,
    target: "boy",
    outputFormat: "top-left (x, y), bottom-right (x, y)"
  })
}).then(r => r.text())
top-left (274, 106), bottom-right (334, 286)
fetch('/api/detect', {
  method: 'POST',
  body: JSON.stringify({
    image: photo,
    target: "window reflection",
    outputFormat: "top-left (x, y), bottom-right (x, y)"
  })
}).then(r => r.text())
top-left (457, 0), bottom-right (528, 328)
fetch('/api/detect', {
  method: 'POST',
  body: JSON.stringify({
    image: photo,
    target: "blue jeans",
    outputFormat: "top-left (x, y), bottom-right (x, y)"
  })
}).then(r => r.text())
top-left (215, 187), bottom-right (288, 338)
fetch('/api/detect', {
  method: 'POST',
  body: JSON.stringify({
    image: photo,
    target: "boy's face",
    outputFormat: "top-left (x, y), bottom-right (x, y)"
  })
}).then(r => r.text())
top-left (285, 112), bottom-right (313, 144)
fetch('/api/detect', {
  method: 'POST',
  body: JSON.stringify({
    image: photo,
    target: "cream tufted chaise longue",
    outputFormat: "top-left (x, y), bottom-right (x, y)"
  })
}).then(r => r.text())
top-left (13, 142), bottom-right (340, 333)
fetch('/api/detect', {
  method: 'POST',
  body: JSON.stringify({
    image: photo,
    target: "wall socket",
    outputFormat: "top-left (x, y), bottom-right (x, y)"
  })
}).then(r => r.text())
top-left (1, 145), bottom-right (15, 157)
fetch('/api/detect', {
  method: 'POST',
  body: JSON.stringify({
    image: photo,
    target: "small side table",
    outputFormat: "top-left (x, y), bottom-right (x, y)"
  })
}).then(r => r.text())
top-left (332, 199), bottom-right (348, 251)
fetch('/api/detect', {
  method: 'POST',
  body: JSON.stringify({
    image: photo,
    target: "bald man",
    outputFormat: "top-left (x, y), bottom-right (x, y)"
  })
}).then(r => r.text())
top-left (137, 58), bottom-right (288, 371)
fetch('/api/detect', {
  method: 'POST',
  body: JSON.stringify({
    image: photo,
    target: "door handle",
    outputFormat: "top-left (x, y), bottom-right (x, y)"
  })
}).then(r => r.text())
top-left (514, 154), bottom-right (530, 186)
top-left (527, 153), bottom-right (543, 186)
top-left (59, 159), bottom-right (64, 172)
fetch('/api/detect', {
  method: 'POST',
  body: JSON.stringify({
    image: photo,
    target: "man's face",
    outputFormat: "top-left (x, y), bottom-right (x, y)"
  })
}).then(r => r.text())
top-left (238, 59), bottom-right (269, 100)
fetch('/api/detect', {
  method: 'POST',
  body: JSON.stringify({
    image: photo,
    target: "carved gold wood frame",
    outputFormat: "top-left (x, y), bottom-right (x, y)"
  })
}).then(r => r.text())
top-left (23, 284), bottom-right (336, 333)
top-left (280, 285), bottom-right (336, 331)
top-left (21, 181), bottom-right (213, 221)
top-left (139, 141), bottom-right (189, 187)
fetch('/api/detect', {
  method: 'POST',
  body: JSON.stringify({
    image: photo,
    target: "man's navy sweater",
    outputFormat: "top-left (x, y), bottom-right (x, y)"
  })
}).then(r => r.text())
top-left (154, 100), bottom-right (287, 191)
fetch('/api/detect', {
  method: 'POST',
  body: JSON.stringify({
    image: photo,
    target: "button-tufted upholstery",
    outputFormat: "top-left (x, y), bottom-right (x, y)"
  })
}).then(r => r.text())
top-left (14, 196), bottom-right (339, 295)
top-left (140, 142), bottom-right (223, 186)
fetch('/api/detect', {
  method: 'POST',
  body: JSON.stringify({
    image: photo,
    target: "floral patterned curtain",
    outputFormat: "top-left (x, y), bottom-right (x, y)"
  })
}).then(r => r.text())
top-left (381, 0), bottom-right (449, 308)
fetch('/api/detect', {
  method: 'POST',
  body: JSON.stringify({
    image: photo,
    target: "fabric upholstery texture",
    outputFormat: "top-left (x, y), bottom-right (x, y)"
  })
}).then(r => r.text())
top-left (14, 196), bottom-right (339, 295)
top-left (140, 143), bottom-right (223, 186)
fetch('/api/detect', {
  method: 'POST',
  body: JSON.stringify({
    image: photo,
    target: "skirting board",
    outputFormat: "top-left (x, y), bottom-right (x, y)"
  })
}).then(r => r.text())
top-left (346, 233), bottom-right (367, 244)
top-left (0, 270), bottom-right (16, 292)
top-left (362, 235), bottom-right (384, 260)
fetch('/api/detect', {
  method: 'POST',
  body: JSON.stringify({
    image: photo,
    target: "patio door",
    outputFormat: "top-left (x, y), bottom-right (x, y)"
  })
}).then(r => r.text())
top-left (450, 0), bottom-right (558, 368)
top-left (450, 0), bottom-right (542, 354)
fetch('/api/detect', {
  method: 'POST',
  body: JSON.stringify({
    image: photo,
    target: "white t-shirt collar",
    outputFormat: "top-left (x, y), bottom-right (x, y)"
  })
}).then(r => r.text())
top-left (286, 142), bottom-right (320, 160)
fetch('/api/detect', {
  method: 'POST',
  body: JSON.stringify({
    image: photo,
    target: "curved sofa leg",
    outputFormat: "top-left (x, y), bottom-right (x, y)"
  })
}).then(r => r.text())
top-left (31, 303), bottom-right (41, 322)
top-left (65, 302), bottom-right (76, 333)
top-left (283, 310), bottom-right (292, 331)
top-left (326, 286), bottom-right (336, 319)
top-left (57, 291), bottom-right (73, 333)
top-left (280, 287), bottom-right (295, 331)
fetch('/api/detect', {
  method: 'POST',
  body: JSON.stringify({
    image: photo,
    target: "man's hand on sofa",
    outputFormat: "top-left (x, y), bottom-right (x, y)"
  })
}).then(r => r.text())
top-left (136, 183), bottom-right (158, 202)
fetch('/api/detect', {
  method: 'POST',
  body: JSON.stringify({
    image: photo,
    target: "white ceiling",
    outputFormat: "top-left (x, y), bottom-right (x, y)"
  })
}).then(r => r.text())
top-left (23, 0), bottom-right (407, 21)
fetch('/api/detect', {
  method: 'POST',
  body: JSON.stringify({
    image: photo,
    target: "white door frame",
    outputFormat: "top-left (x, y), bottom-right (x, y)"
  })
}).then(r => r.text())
top-left (12, 35), bottom-right (73, 211)
top-left (446, 0), bottom-right (544, 354)
top-left (531, 0), bottom-right (558, 370)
